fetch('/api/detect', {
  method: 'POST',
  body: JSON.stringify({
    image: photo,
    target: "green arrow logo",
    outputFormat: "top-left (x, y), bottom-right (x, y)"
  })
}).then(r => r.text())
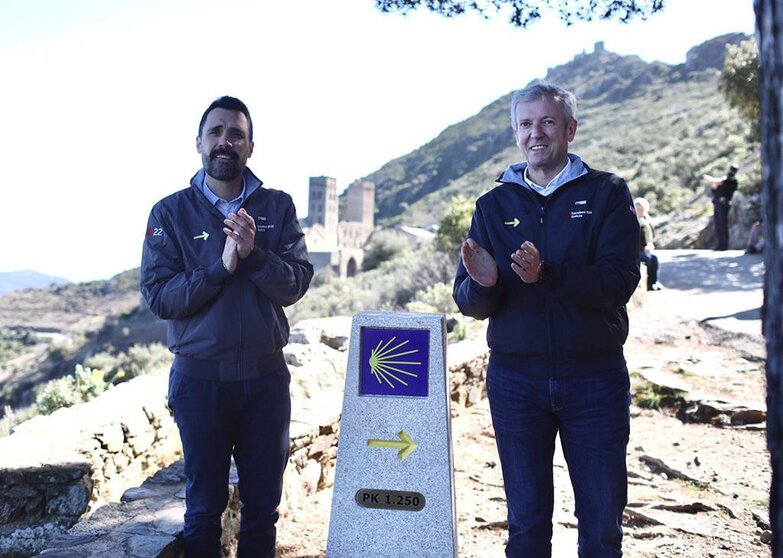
top-left (367, 430), bottom-right (418, 460)
top-left (193, 231), bottom-right (210, 241)
top-left (504, 218), bottom-right (520, 227)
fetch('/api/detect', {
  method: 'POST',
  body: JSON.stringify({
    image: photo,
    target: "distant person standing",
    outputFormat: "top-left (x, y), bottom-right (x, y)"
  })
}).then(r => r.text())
top-left (453, 81), bottom-right (640, 557)
top-left (634, 197), bottom-right (663, 291)
top-left (704, 164), bottom-right (739, 250)
top-left (141, 96), bottom-right (313, 557)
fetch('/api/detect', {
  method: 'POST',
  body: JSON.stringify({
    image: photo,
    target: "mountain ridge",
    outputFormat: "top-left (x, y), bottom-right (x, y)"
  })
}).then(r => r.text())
top-left (362, 32), bottom-right (754, 226)
top-left (0, 270), bottom-right (70, 296)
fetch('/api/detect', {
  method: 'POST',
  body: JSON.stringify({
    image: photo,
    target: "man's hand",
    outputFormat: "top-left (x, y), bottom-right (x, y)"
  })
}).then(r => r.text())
top-left (461, 238), bottom-right (498, 287)
top-left (222, 236), bottom-right (238, 274)
top-left (511, 241), bottom-right (542, 284)
top-left (224, 208), bottom-right (256, 259)
top-left (703, 174), bottom-right (721, 189)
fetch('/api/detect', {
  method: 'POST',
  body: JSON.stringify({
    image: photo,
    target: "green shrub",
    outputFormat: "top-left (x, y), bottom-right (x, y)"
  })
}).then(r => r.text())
top-left (119, 343), bottom-right (171, 379)
top-left (287, 239), bottom-right (454, 324)
top-left (35, 364), bottom-right (112, 415)
top-left (435, 195), bottom-right (474, 258)
top-left (84, 343), bottom-right (171, 384)
top-left (310, 267), bottom-right (336, 288)
top-left (632, 380), bottom-right (686, 410)
top-left (405, 282), bottom-right (457, 315)
top-left (362, 230), bottom-right (409, 271)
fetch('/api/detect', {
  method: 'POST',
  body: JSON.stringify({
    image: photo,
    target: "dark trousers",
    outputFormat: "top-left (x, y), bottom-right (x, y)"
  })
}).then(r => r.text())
top-left (168, 366), bottom-right (292, 558)
top-left (713, 200), bottom-right (730, 250)
top-left (487, 362), bottom-right (630, 558)
top-left (639, 251), bottom-right (659, 288)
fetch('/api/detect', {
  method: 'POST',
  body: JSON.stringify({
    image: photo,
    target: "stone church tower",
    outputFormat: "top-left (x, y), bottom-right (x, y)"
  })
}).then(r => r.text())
top-left (308, 176), bottom-right (338, 245)
top-left (344, 180), bottom-right (375, 233)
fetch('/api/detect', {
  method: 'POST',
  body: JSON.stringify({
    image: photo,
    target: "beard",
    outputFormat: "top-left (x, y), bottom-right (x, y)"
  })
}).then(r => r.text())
top-left (203, 148), bottom-right (245, 181)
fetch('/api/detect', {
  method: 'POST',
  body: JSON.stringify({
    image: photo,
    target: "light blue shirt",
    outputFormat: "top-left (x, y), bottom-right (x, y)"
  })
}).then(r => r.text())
top-left (200, 175), bottom-right (247, 217)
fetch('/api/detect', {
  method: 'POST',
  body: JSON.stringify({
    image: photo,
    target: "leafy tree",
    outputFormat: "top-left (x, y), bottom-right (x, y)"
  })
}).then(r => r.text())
top-left (719, 38), bottom-right (760, 141)
top-left (436, 195), bottom-right (474, 256)
top-left (375, 0), bottom-right (664, 27)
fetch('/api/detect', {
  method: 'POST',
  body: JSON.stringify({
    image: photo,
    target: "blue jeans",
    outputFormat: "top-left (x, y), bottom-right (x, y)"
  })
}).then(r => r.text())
top-left (168, 366), bottom-right (292, 558)
top-left (486, 361), bottom-right (630, 558)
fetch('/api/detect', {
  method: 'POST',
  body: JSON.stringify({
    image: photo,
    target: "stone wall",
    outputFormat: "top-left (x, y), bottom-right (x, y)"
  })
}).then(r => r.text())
top-left (0, 374), bottom-right (180, 557)
top-left (30, 317), bottom-right (491, 557)
top-left (36, 410), bottom-right (343, 558)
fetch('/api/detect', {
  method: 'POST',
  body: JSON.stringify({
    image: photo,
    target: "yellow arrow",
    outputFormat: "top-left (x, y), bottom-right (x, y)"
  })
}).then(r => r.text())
top-left (504, 218), bottom-right (520, 227)
top-left (367, 430), bottom-right (418, 460)
top-left (193, 231), bottom-right (210, 241)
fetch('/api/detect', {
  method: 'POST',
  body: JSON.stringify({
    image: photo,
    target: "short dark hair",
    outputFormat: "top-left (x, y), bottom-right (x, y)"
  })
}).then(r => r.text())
top-left (198, 96), bottom-right (253, 141)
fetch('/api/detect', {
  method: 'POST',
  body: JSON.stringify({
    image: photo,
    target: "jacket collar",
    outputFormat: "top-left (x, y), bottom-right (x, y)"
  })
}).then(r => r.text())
top-left (497, 153), bottom-right (588, 196)
top-left (190, 167), bottom-right (264, 199)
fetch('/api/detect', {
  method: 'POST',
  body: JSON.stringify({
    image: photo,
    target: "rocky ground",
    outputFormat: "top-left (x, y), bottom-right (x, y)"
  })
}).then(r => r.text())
top-left (274, 260), bottom-right (771, 557)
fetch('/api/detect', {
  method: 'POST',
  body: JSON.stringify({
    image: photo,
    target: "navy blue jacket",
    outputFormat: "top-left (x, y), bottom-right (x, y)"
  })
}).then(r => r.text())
top-left (140, 168), bottom-right (313, 381)
top-left (453, 162), bottom-right (640, 378)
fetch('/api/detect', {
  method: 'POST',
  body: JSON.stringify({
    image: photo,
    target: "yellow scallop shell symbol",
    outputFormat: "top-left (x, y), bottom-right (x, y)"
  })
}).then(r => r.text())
top-left (368, 336), bottom-right (422, 388)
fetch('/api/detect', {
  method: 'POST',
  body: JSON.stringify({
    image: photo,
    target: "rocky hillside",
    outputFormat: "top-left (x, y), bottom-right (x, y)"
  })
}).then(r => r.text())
top-left (363, 33), bottom-right (759, 227)
top-left (0, 269), bottom-right (163, 410)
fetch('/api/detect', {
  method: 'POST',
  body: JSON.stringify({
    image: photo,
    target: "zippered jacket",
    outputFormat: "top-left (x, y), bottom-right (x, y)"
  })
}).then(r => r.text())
top-left (140, 168), bottom-right (313, 381)
top-left (453, 161), bottom-right (640, 378)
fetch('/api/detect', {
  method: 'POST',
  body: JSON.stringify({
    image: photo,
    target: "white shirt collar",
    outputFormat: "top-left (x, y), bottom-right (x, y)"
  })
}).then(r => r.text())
top-left (523, 157), bottom-right (572, 196)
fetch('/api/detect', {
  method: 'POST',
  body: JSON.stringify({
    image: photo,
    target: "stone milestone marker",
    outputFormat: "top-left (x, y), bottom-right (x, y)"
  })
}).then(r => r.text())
top-left (326, 311), bottom-right (457, 558)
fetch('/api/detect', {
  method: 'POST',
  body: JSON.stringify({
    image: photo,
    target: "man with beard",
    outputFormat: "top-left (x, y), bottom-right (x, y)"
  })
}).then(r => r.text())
top-left (141, 96), bottom-right (313, 557)
top-left (453, 82), bottom-right (639, 557)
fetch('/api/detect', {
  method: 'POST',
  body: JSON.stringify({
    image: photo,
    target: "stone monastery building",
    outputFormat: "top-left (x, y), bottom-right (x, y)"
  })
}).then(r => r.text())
top-left (301, 176), bottom-right (375, 277)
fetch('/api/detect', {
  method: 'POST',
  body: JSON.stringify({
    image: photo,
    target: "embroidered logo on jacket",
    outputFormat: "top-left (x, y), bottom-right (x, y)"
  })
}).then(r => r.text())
top-left (503, 218), bottom-right (520, 227)
top-left (570, 201), bottom-right (592, 219)
top-left (256, 216), bottom-right (275, 232)
top-left (570, 210), bottom-right (593, 219)
top-left (193, 231), bottom-right (210, 241)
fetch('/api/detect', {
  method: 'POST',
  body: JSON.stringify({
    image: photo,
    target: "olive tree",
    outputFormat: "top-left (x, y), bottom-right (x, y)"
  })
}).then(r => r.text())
top-left (720, 38), bottom-right (761, 141)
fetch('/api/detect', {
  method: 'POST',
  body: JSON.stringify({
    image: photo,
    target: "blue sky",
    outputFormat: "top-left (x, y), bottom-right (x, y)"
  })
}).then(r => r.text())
top-left (0, 0), bottom-right (755, 282)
